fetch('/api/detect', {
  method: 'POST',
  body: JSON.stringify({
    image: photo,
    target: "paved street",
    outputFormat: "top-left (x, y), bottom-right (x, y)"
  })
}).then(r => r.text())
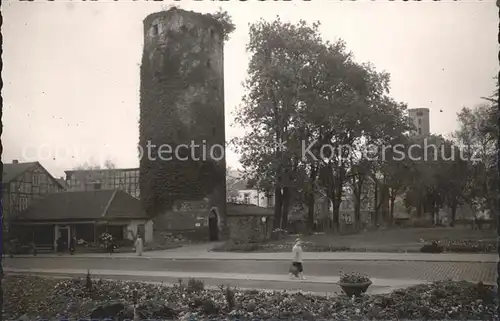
top-left (5, 256), bottom-right (496, 283)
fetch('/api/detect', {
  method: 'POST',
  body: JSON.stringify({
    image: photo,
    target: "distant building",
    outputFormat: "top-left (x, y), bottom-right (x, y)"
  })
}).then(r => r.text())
top-left (236, 189), bottom-right (274, 208)
top-left (64, 168), bottom-right (140, 199)
top-left (408, 108), bottom-right (430, 136)
top-left (2, 160), bottom-right (64, 232)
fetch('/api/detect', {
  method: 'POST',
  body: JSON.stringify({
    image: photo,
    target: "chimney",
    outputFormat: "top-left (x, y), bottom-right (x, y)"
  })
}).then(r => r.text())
top-left (12, 159), bottom-right (19, 164)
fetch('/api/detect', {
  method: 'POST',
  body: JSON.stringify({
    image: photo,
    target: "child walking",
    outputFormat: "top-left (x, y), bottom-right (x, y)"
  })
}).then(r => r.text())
top-left (289, 238), bottom-right (305, 280)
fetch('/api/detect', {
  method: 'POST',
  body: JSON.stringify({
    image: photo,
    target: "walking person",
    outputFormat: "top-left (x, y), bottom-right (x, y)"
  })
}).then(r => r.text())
top-left (134, 235), bottom-right (144, 256)
top-left (289, 238), bottom-right (305, 280)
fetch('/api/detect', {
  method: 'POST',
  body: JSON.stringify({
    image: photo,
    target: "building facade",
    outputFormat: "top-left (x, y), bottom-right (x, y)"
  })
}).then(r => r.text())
top-left (64, 168), bottom-right (140, 199)
top-left (235, 189), bottom-right (274, 208)
top-left (12, 189), bottom-right (153, 251)
top-left (2, 161), bottom-right (64, 232)
top-left (408, 108), bottom-right (430, 136)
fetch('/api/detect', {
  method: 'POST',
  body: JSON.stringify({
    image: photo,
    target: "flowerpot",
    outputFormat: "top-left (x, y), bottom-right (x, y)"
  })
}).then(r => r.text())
top-left (338, 281), bottom-right (372, 297)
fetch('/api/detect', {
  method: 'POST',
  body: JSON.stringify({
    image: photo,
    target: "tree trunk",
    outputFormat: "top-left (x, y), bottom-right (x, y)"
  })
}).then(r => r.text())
top-left (373, 181), bottom-right (379, 227)
top-left (332, 198), bottom-right (340, 232)
top-left (354, 199), bottom-right (361, 231)
top-left (450, 202), bottom-right (457, 227)
top-left (281, 187), bottom-right (290, 229)
top-left (352, 176), bottom-right (363, 231)
top-left (273, 185), bottom-right (282, 229)
top-left (389, 194), bottom-right (396, 225)
top-left (307, 191), bottom-right (315, 232)
top-left (307, 165), bottom-right (318, 232)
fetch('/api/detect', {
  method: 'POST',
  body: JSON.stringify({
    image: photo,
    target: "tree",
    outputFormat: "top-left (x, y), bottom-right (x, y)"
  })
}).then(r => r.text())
top-left (232, 18), bottom-right (326, 229)
top-left (234, 18), bottom-right (412, 233)
top-left (74, 159), bottom-right (116, 170)
top-left (454, 103), bottom-right (498, 221)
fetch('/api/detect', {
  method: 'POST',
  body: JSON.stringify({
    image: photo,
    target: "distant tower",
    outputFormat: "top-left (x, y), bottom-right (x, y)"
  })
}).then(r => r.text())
top-left (408, 108), bottom-right (430, 136)
top-left (139, 8), bottom-right (226, 238)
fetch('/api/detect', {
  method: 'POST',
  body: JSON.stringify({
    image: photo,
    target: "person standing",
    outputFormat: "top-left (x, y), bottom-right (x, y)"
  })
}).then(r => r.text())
top-left (289, 238), bottom-right (305, 280)
top-left (135, 235), bottom-right (144, 256)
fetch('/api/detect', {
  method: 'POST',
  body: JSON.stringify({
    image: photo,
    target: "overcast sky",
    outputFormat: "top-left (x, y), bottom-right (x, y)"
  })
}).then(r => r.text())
top-left (2, 1), bottom-right (498, 177)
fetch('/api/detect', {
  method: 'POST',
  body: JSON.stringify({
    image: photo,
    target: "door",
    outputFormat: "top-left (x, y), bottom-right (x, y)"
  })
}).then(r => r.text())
top-left (208, 210), bottom-right (219, 241)
top-left (59, 227), bottom-right (69, 250)
top-left (137, 224), bottom-right (145, 240)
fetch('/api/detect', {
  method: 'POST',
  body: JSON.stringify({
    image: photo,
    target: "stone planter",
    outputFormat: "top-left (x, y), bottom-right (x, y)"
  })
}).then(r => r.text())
top-left (338, 281), bottom-right (372, 297)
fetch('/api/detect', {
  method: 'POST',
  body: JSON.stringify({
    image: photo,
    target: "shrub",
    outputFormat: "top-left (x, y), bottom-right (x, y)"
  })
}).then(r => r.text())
top-left (187, 278), bottom-right (204, 293)
top-left (202, 299), bottom-right (218, 314)
top-left (420, 241), bottom-right (443, 253)
top-left (339, 272), bottom-right (371, 284)
top-left (441, 240), bottom-right (496, 253)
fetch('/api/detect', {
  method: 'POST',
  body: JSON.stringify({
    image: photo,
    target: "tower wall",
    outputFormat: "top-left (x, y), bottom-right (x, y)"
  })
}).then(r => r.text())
top-left (408, 108), bottom-right (430, 137)
top-left (139, 8), bottom-right (226, 236)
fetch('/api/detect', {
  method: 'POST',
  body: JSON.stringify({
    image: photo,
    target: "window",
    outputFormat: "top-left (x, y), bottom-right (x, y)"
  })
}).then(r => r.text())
top-left (18, 196), bottom-right (28, 211)
top-left (418, 128), bottom-right (422, 135)
top-left (93, 183), bottom-right (102, 190)
top-left (244, 193), bottom-right (250, 204)
top-left (152, 24), bottom-right (159, 36)
top-left (416, 111), bottom-right (423, 116)
top-left (32, 174), bottom-right (39, 186)
top-left (418, 118), bottom-right (422, 125)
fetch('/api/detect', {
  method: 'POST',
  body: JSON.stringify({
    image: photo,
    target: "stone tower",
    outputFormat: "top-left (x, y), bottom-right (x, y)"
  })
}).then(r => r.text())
top-left (139, 8), bottom-right (226, 239)
top-left (408, 108), bottom-right (430, 137)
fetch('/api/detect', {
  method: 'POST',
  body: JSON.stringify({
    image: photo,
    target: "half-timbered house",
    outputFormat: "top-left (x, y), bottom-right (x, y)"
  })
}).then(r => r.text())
top-left (64, 168), bottom-right (140, 199)
top-left (2, 160), bottom-right (64, 233)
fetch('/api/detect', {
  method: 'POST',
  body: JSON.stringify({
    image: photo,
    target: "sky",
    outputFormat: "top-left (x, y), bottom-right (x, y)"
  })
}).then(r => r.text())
top-left (2, 0), bottom-right (498, 178)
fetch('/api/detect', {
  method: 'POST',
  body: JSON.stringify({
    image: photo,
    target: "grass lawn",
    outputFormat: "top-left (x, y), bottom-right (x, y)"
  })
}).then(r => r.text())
top-left (213, 227), bottom-right (497, 253)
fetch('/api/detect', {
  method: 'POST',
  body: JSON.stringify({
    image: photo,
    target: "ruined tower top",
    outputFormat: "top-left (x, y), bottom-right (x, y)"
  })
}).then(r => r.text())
top-left (143, 8), bottom-right (224, 47)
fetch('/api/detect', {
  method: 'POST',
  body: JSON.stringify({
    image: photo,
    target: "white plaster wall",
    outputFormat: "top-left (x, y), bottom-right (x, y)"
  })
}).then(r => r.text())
top-left (237, 189), bottom-right (272, 208)
top-left (126, 219), bottom-right (154, 243)
top-left (144, 220), bottom-right (154, 243)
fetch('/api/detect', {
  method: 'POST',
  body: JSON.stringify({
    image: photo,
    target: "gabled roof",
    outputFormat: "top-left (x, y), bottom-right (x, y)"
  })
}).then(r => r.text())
top-left (2, 161), bottom-right (64, 189)
top-left (14, 189), bottom-right (148, 222)
top-left (2, 162), bottom-right (38, 184)
top-left (55, 178), bottom-right (67, 189)
top-left (226, 203), bottom-right (274, 216)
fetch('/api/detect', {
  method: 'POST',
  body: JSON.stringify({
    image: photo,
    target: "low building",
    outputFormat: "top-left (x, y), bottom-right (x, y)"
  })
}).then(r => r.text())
top-left (2, 160), bottom-right (64, 233)
top-left (153, 202), bottom-right (274, 242)
top-left (226, 203), bottom-right (274, 241)
top-left (11, 189), bottom-right (153, 251)
top-left (64, 168), bottom-right (140, 199)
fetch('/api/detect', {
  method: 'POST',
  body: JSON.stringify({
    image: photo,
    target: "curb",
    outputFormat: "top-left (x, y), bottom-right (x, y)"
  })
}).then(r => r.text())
top-left (5, 255), bottom-right (497, 263)
top-left (4, 268), bottom-right (428, 287)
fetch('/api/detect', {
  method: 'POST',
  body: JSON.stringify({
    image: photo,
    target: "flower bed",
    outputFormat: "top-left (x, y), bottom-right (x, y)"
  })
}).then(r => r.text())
top-left (3, 275), bottom-right (498, 320)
